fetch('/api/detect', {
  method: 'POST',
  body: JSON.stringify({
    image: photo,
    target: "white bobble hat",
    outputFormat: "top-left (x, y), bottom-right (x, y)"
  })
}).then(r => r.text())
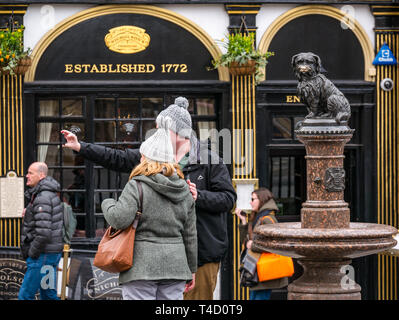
top-left (139, 116), bottom-right (174, 163)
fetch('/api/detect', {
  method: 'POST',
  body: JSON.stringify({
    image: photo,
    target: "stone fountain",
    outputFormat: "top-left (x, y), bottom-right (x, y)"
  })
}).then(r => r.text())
top-left (252, 52), bottom-right (397, 300)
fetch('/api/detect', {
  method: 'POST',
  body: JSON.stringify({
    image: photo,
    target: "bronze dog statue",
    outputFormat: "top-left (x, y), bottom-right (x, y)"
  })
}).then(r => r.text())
top-left (292, 52), bottom-right (351, 124)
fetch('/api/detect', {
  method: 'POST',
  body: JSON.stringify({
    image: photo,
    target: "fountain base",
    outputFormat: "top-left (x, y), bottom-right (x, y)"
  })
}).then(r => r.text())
top-left (252, 222), bottom-right (397, 300)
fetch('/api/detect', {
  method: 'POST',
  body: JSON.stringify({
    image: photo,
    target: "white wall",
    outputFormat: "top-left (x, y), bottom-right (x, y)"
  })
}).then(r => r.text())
top-left (23, 4), bottom-right (94, 51)
top-left (23, 4), bottom-right (374, 54)
top-left (257, 4), bottom-right (374, 49)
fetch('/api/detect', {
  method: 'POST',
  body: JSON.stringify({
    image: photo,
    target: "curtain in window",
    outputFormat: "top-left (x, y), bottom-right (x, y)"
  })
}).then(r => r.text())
top-left (37, 100), bottom-right (58, 162)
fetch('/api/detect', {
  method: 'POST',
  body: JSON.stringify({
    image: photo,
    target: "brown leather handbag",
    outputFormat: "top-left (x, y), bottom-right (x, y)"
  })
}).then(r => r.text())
top-left (93, 180), bottom-right (143, 273)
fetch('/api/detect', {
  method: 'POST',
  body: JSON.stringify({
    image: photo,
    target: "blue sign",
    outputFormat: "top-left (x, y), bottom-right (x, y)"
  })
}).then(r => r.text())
top-left (373, 43), bottom-right (397, 66)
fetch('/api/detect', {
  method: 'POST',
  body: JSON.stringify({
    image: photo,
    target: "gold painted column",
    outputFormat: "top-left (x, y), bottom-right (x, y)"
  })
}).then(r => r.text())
top-left (372, 5), bottom-right (399, 301)
top-left (225, 4), bottom-right (261, 301)
top-left (231, 73), bottom-right (258, 301)
top-left (0, 74), bottom-right (25, 248)
top-left (0, 5), bottom-right (28, 248)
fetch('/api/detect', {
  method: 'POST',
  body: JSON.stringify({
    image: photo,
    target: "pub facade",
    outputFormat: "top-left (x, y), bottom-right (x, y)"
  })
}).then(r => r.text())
top-left (0, 0), bottom-right (397, 300)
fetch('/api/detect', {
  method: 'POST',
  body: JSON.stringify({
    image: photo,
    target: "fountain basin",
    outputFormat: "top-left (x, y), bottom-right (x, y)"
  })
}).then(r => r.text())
top-left (252, 222), bottom-right (397, 259)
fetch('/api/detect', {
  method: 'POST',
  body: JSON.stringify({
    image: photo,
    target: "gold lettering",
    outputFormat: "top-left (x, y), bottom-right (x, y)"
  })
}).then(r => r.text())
top-left (82, 64), bottom-right (90, 73)
top-left (147, 64), bottom-right (155, 73)
top-left (65, 64), bottom-right (73, 73)
top-left (100, 64), bottom-right (108, 73)
top-left (128, 64), bottom-right (137, 73)
top-left (90, 64), bottom-right (100, 73)
top-left (62, 63), bottom-right (183, 74)
top-left (108, 64), bottom-right (117, 73)
top-left (180, 64), bottom-right (188, 73)
top-left (121, 64), bottom-right (129, 73)
top-left (286, 95), bottom-right (300, 103)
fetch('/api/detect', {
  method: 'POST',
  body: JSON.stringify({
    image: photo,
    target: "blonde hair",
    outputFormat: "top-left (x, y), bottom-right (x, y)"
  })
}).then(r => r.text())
top-left (129, 157), bottom-right (184, 180)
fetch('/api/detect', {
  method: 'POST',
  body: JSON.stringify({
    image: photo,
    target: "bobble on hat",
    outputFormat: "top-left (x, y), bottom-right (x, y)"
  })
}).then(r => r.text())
top-left (157, 96), bottom-right (192, 138)
top-left (174, 96), bottom-right (189, 110)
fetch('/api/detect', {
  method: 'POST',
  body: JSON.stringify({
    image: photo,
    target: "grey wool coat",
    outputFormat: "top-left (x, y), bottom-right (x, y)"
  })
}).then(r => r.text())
top-left (101, 173), bottom-right (197, 284)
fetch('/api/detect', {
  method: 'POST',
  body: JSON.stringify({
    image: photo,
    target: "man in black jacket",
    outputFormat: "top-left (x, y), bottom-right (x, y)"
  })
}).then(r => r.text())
top-left (19, 162), bottom-right (64, 300)
top-left (61, 97), bottom-right (237, 300)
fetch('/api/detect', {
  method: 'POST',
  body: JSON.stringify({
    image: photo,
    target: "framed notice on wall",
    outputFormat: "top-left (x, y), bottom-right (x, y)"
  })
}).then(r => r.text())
top-left (0, 171), bottom-right (24, 218)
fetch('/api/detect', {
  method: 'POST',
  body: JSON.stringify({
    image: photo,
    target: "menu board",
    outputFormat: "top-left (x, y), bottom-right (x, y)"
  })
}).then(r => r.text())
top-left (0, 171), bottom-right (24, 218)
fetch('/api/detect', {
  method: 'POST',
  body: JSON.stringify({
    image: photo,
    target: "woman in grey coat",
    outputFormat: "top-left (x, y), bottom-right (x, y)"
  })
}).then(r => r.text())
top-left (101, 116), bottom-right (197, 300)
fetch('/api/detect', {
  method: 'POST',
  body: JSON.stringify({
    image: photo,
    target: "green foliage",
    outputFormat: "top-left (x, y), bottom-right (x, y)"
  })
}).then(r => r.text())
top-left (209, 32), bottom-right (274, 84)
top-left (0, 21), bottom-right (31, 75)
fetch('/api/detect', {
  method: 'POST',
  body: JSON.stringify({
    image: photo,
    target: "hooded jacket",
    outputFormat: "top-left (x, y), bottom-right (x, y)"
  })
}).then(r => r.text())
top-left (21, 176), bottom-right (64, 259)
top-left (79, 137), bottom-right (236, 267)
top-left (101, 173), bottom-right (197, 284)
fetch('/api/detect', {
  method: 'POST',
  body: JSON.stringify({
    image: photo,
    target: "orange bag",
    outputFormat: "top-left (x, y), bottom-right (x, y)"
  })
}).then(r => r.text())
top-left (256, 252), bottom-right (294, 282)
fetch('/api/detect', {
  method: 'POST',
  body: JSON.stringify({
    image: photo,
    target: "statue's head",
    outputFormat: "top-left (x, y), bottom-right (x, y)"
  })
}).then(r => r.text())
top-left (292, 52), bottom-right (321, 80)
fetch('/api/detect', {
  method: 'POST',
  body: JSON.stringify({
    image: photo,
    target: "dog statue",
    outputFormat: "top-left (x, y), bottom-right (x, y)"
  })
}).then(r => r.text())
top-left (292, 52), bottom-right (351, 124)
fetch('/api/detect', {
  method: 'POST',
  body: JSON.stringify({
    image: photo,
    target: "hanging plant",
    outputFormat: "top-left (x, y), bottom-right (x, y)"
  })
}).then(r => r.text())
top-left (0, 20), bottom-right (32, 75)
top-left (208, 32), bottom-right (274, 84)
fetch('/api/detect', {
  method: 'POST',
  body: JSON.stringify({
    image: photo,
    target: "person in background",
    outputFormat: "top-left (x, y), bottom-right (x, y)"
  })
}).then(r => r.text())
top-left (234, 188), bottom-right (288, 300)
top-left (19, 162), bottom-right (64, 300)
top-left (101, 115), bottom-right (197, 300)
top-left (61, 96), bottom-right (236, 300)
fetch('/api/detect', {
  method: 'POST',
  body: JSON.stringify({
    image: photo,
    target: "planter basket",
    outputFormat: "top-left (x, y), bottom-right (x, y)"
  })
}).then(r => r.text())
top-left (14, 56), bottom-right (32, 75)
top-left (228, 60), bottom-right (256, 76)
top-left (1, 56), bottom-right (32, 75)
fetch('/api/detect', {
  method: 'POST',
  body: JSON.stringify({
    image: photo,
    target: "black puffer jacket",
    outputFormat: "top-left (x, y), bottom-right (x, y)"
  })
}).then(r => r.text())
top-left (78, 138), bottom-right (236, 266)
top-left (21, 176), bottom-right (64, 259)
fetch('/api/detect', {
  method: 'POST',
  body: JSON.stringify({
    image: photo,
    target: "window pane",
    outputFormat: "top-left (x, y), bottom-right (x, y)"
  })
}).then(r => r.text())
top-left (65, 192), bottom-right (86, 214)
top-left (142, 120), bottom-right (156, 141)
top-left (39, 100), bottom-right (58, 117)
top-left (95, 121), bottom-right (116, 142)
top-left (118, 120), bottom-right (139, 142)
top-left (37, 123), bottom-right (60, 143)
top-left (95, 216), bottom-right (107, 238)
top-left (63, 122), bottom-right (85, 141)
top-left (269, 155), bottom-right (304, 216)
top-left (62, 167), bottom-right (85, 190)
top-left (142, 98), bottom-right (163, 118)
top-left (62, 99), bottom-right (83, 117)
top-left (95, 98), bottom-right (114, 118)
top-left (37, 145), bottom-right (59, 165)
top-left (196, 121), bottom-right (217, 141)
top-left (118, 98), bottom-right (140, 119)
top-left (197, 98), bottom-right (216, 116)
top-left (273, 117), bottom-right (291, 139)
top-left (48, 168), bottom-right (61, 185)
top-left (62, 147), bottom-right (81, 166)
top-left (94, 168), bottom-right (127, 191)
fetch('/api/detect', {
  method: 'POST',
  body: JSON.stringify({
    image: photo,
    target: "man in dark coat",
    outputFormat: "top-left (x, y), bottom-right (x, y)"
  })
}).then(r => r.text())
top-left (18, 162), bottom-right (64, 300)
top-left (61, 97), bottom-right (237, 300)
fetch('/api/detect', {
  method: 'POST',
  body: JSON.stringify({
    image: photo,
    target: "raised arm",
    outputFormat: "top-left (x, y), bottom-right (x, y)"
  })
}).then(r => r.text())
top-left (61, 130), bottom-right (141, 173)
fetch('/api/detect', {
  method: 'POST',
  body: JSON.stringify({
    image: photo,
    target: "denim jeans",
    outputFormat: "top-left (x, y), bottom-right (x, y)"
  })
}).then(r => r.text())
top-left (249, 289), bottom-right (272, 300)
top-left (18, 252), bottom-right (62, 300)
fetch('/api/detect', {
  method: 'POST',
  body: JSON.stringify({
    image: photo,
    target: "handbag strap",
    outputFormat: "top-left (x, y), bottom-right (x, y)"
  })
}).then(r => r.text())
top-left (248, 210), bottom-right (275, 240)
top-left (132, 180), bottom-right (143, 229)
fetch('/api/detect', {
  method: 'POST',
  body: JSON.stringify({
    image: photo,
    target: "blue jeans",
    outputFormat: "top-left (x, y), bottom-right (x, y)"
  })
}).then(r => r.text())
top-left (18, 252), bottom-right (62, 300)
top-left (249, 289), bottom-right (272, 300)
